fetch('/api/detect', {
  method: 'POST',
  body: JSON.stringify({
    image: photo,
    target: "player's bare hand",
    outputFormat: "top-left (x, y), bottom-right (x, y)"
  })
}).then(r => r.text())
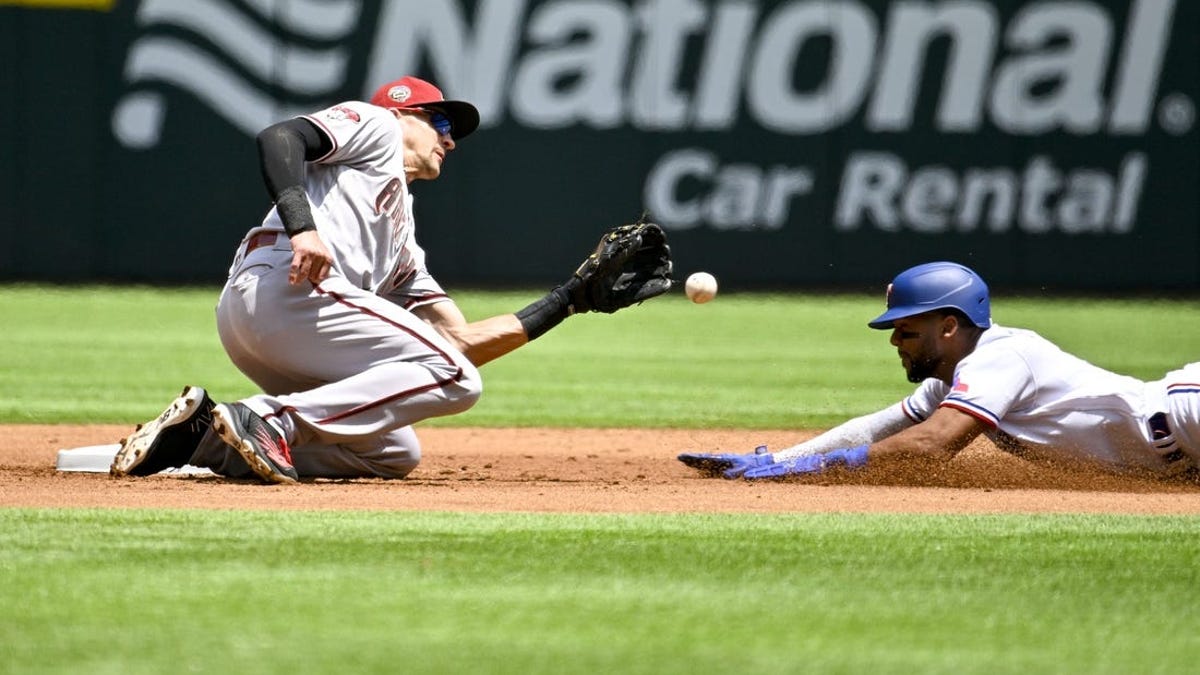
top-left (288, 230), bottom-right (334, 285)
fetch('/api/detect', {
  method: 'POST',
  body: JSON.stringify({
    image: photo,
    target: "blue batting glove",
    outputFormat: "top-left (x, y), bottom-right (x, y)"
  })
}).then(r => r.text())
top-left (742, 445), bottom-right (869, 480)
top-left (678, 445), bottom-right (775, 479)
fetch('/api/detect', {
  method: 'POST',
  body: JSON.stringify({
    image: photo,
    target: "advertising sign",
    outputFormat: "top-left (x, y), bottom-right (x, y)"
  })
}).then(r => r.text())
top-left (1, 0), bottom-right (1195, 289)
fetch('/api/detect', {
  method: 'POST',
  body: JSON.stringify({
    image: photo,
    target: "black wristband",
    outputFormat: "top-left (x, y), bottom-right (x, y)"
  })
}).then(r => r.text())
top-left (275, 186), bottom-right (318, 237)
top-left (516, 284), bottom-right (575, 341)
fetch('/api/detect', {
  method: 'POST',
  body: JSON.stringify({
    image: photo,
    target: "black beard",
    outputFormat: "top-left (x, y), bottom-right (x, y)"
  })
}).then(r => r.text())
top-left (905, 354), bottom-right (940, 383)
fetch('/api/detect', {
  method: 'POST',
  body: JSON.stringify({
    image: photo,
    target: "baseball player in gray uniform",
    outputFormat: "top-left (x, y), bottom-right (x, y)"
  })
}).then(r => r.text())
top-left (681, 261), bottom-right (1200, 480)
top-left (111, 75), bottom-right (671, 484)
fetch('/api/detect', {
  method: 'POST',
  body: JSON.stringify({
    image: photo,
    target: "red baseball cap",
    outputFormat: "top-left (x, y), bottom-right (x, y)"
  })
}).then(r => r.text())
top-left (369, 76), bottom-right (480, 140)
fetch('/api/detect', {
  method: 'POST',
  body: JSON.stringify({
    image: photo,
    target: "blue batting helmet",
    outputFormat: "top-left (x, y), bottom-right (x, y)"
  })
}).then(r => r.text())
top-left (868, 262), bottom-right (991, 329)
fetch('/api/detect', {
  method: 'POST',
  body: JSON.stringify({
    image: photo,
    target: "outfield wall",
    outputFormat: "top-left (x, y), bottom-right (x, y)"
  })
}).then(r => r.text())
top-left (2, 0), bottom-right (1196, 290)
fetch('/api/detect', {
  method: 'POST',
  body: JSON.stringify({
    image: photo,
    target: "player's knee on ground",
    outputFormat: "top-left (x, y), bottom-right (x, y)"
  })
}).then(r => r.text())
top-left (367, 450), bottom-right (422, 479)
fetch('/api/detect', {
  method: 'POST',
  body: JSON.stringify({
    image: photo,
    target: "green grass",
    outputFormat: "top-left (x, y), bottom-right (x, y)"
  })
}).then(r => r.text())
top-left (3, 509), bottom-right (1199, 675)
top-left (2, 285), bottom-right (1197, 426)
top-left (4, 285), bottom-right (1200, 674)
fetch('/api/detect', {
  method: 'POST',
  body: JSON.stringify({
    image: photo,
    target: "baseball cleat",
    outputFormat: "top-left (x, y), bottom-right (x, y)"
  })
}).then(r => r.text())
top-left (211, 402), bottom-right (298, 484)
top-left (111, 386), bottom-right (215, 477)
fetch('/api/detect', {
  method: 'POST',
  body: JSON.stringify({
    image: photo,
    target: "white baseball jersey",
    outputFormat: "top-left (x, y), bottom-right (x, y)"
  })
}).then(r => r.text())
top-left (210, 100), bottom-right (480, 480)
top-left (250, 101), bottom-right (445, 303)
top-left (901, 324), bottom-right (1194, 472)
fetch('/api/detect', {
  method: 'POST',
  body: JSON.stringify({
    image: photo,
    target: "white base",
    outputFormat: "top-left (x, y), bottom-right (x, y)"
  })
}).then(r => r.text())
top-left (56, 444), bottom-right (214, 476)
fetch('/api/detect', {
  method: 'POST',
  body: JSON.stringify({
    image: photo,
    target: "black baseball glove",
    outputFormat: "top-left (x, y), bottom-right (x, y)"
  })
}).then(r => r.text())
top-left (568, 221), bottom-right (673, 314)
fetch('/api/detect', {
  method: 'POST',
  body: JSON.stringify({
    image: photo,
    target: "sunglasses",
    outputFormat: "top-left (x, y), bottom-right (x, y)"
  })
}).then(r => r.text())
top-left (428, 111), bottom-right (453, 137)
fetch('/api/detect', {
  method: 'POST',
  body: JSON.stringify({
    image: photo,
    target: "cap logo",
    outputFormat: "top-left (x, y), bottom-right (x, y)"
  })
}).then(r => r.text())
top-left (885, 283), bottom-right (894, 306)
top-left (387, 85), bottom-right (412, 103)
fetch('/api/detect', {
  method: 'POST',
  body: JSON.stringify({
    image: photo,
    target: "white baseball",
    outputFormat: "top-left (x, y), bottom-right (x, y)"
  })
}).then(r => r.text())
top-left (685, 272), bottom-right (718, 304)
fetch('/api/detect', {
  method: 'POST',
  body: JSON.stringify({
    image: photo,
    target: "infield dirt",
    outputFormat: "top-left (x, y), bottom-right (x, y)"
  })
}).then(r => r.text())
top-left (4, 425), bottom-right (1200, 514)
